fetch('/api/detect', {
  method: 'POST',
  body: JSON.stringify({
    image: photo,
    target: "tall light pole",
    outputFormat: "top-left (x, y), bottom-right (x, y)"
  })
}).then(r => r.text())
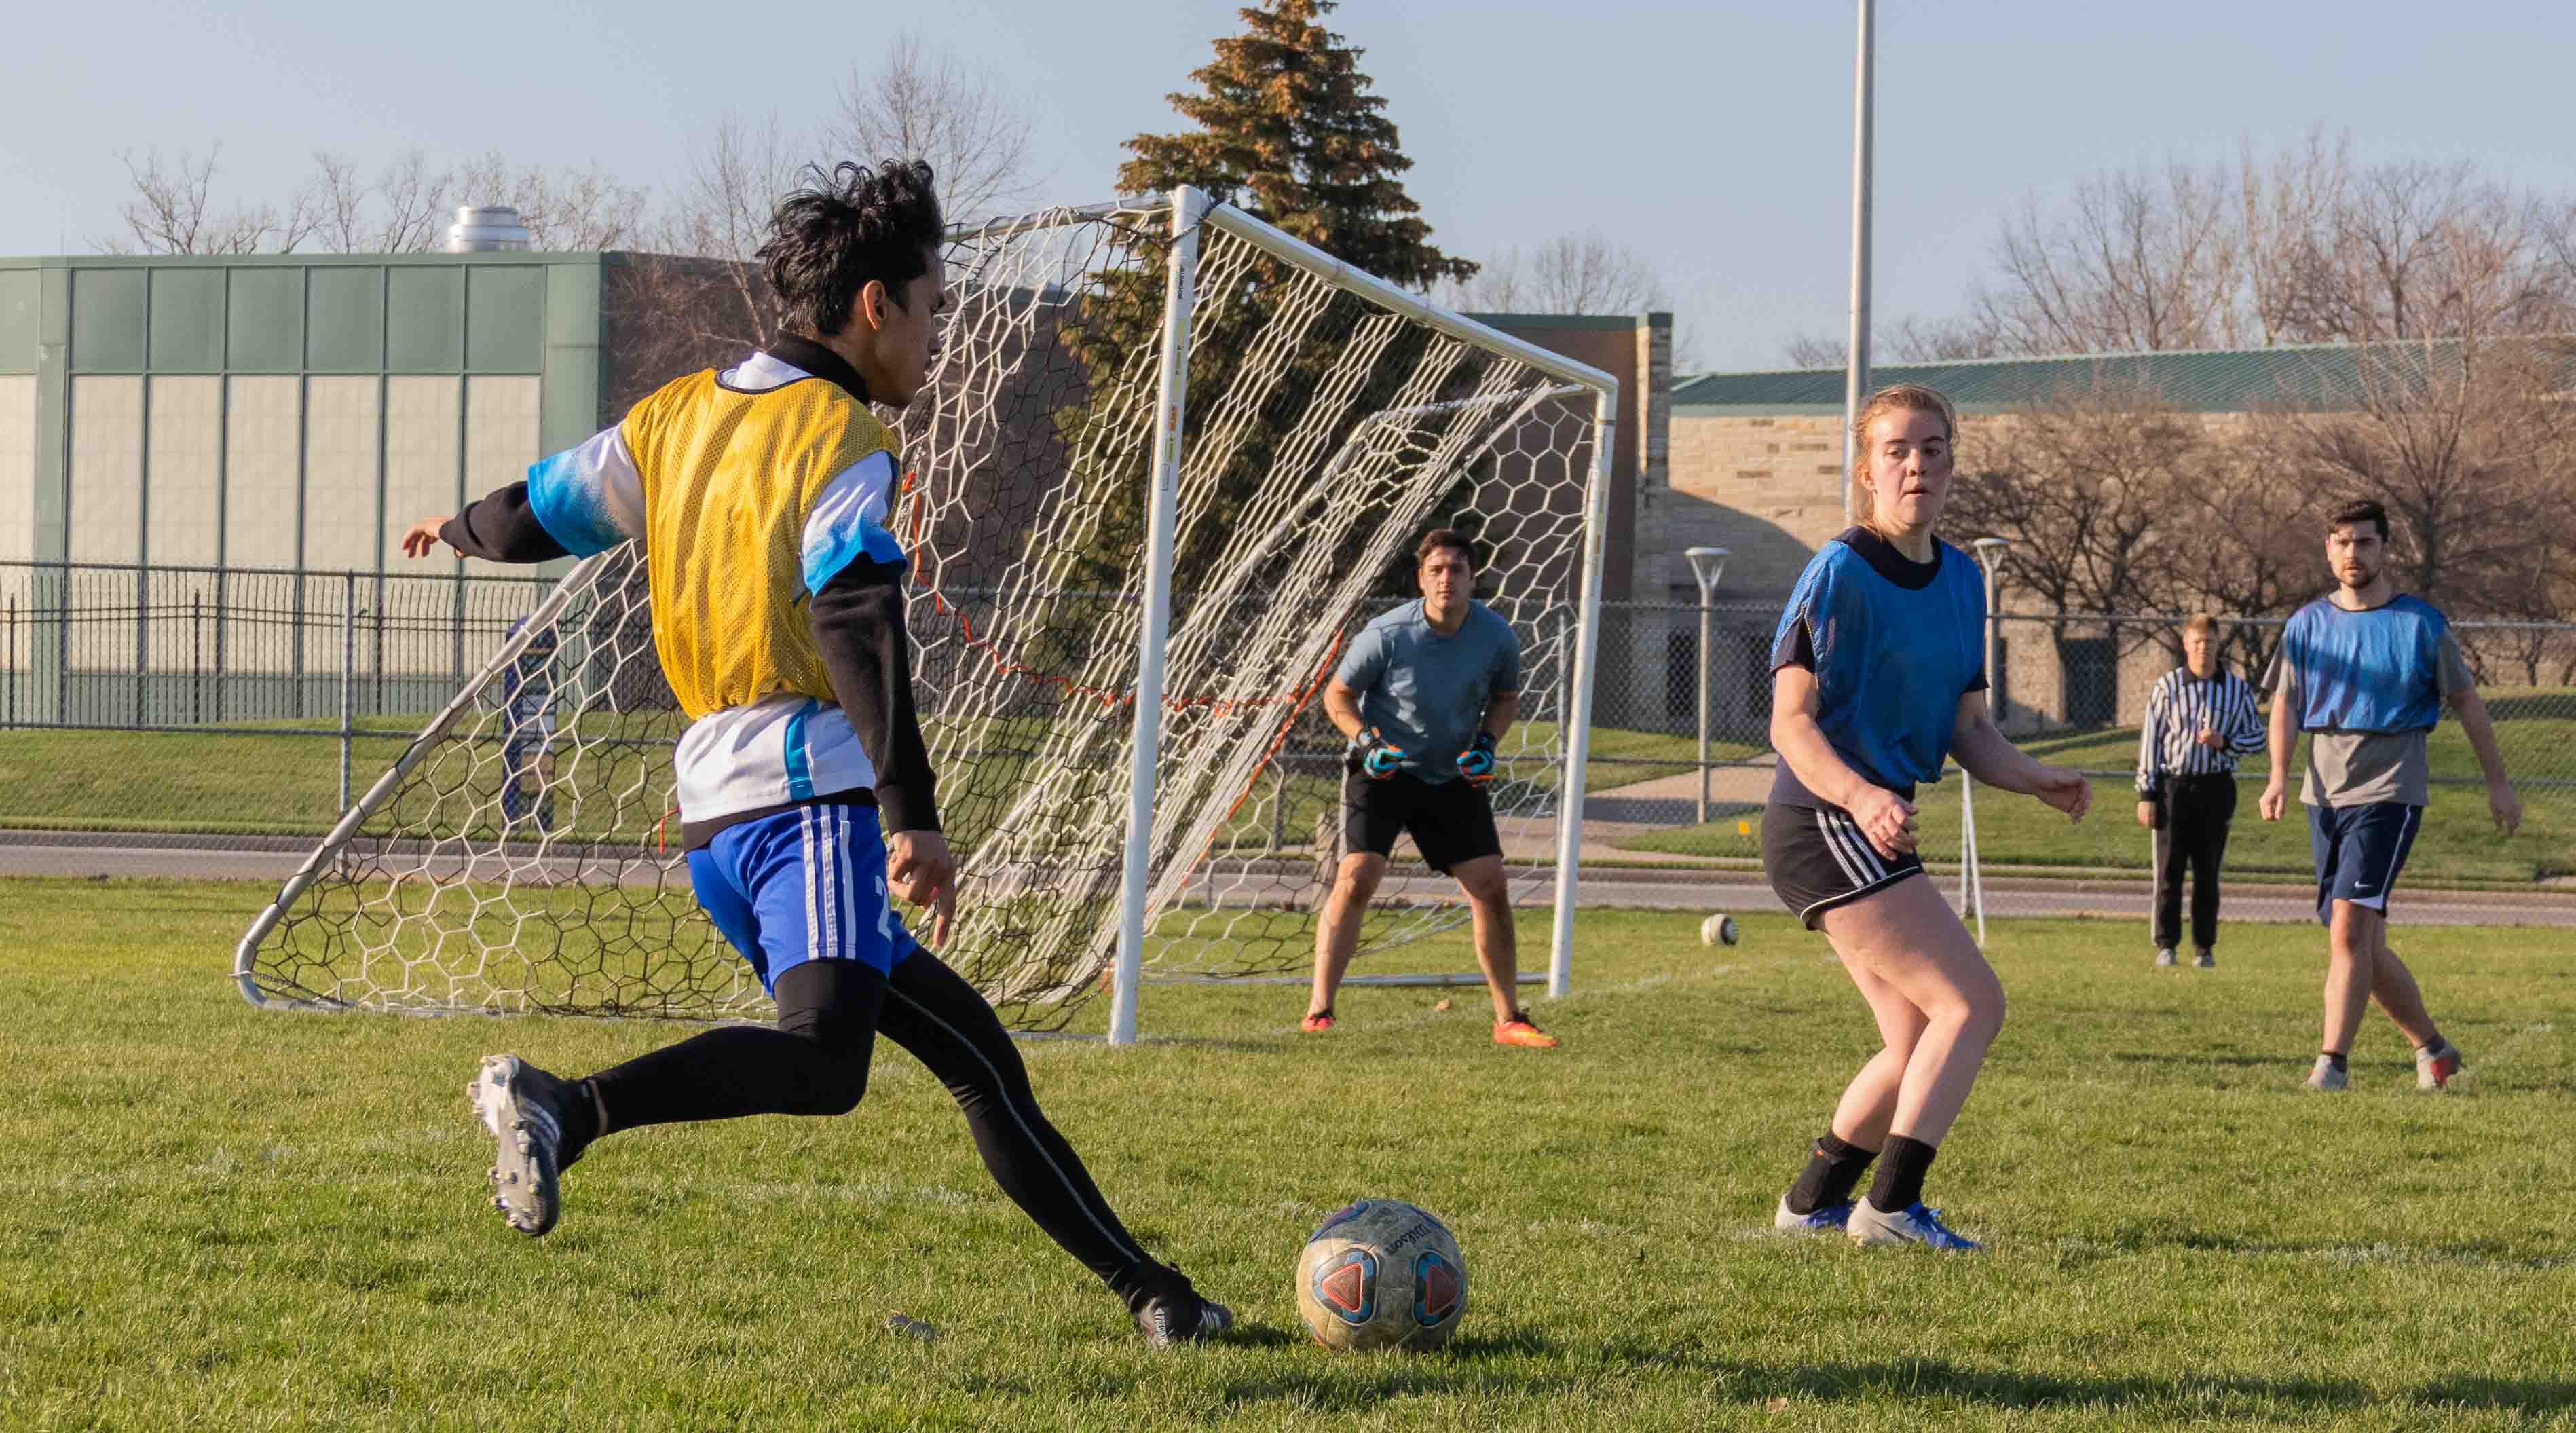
top-left (1841, 0), bottom-right (1876, 524)
top-left (1685, 546), bottom-right (1730, 825)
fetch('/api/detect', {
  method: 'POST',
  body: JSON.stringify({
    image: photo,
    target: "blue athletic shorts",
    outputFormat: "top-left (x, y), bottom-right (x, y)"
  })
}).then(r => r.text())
top-left (2307, 801), bottom-right (2422, 925)
top-left (686, 802), bottom-right (918, 992)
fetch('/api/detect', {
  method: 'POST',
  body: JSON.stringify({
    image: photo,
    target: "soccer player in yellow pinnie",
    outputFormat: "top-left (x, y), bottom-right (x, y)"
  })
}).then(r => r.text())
top-left (402, 160), bottom-right (1232, 1347)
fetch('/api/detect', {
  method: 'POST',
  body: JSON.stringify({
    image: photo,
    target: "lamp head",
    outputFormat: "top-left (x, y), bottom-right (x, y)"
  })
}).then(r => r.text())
top-left (1685, 546), bottom-right (1730, 599)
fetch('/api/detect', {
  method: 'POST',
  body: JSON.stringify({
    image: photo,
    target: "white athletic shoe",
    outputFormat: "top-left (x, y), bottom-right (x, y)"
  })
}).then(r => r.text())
top-left (1847, 1197), bottom-right (1981, 1251)
top-left (2153, 948), bottom-right (2178, 967)
top-left (2416, 1041), bottom-right (2465, 1091)
top-left (470, 1055), bottom-right (581, 1236)
top-left (1773, 1193), bottom-right (1853, 1235)
top-left (2304, 1056), bottom-right (2349, 1092)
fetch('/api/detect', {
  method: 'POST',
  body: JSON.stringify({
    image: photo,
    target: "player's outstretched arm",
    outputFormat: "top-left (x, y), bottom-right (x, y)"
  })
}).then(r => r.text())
top-left (1949, 690), bottom-right (2090, 821)
top-left (809, 555), bottom-right (954, 942)
top-left (400, 483), bottom-right (576, 565)
top-left (2449, 684), bottom-right (2522, 837)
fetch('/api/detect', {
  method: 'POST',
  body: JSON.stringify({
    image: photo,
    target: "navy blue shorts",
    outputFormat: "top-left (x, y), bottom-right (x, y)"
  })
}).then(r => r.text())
top-left (686, 802), bottom-right (919, 992)
top-left (2307, 802), bottom-right (2422, 925)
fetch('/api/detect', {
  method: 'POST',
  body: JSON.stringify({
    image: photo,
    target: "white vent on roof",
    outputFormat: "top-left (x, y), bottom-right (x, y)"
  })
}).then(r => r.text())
top-left (445, 206), bottom-right (531, 253)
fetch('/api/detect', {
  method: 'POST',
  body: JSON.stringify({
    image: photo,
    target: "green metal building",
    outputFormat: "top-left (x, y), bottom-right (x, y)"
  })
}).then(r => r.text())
top-left (0, 249), bottom-right (652, 726)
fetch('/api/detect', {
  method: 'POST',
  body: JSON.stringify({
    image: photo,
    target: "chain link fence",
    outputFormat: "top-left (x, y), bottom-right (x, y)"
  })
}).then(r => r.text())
top-left (1583, 601), bottom-right (2575, 923)
top-left (4, 565), bottom-right (2569, 923)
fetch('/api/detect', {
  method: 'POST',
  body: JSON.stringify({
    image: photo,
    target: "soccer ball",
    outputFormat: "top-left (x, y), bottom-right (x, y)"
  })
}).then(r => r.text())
top-left (1700, 913), bottom-right (1739, 946)
top-left (1294, 1198), bottom-right (1467, 1352)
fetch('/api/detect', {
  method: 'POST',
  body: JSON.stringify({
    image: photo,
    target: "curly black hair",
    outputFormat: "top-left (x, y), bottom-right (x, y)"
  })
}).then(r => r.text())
top-left (758, 160), bottom-right (944, 338)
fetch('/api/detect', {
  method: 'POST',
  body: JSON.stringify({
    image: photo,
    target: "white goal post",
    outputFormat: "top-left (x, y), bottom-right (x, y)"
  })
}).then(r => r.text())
top-left (233, 185), bottom-right (1619, 1042)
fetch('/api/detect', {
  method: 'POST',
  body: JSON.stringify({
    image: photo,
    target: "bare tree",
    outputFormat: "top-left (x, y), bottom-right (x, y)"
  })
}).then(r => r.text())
top-left (307, 149), bottom-right (459, 253)
top-left (1949, 375), bottom-right (2201, 614)
top-left (102, 145), bottom-right (315, 255)
top-left (2253, 337), bottom-right (2574, 614)
top-left (1448, 231), bottom-right (1664, 314)
top-left (603, 115), bottom-right (810, 402)
top-left (1780, 312), bottom-right (2002, 368)
top-left (830, 31), bottom-right (1037, 225)
top-left (1972, 160), bottom-right (2249, 355)
top-left (450, 151), bottom-right (648, 250)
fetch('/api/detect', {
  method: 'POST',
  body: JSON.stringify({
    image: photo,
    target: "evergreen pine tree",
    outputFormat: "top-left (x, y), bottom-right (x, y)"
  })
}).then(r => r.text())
top-left (1119, 0), bottom-right (1474, 291)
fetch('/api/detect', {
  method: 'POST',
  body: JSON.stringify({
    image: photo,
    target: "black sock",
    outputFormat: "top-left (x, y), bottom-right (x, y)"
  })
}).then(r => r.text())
top-left (1785, 1132), bottom-right (1878, 1214)
top-left (557, 1079), bottom-right (603, 1162)
top-left (2322, 1050), bottom-right (2349, 1072)
top-left (2413, 1037), bottom-right (2446, 1060)
top-left (1867, 1135), bottom-right (1939, 1214)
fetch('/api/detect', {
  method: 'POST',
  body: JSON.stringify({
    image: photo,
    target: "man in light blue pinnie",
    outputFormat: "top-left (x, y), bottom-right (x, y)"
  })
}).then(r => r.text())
top-left (1303, 528), bottom-right (1554, 1049)
top-left (2260, 499), bottom-right (2521, 1092)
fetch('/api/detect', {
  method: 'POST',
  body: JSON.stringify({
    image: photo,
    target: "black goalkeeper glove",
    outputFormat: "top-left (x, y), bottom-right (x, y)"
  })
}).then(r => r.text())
top-left (1455, 731), bottom-right (1498, 785)
top-left (1349, 727), bottom-right (1408, 780)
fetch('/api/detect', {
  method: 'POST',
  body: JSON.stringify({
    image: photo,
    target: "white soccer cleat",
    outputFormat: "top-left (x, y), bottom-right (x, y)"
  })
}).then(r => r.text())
top-left (2304, 1056), bottom-right (2349, 1092)
top-left (2416, 1042), bottom-right (2465, 1092)
top-left (469, 1055), bottom-right (577, 1237)
top-left (2153, 948), bottom-right (2178, 967)
top-left (1847, 1197), bottom-right (1981, 1252)
top-left (1774, 1194), bottom-right (1852, 1235)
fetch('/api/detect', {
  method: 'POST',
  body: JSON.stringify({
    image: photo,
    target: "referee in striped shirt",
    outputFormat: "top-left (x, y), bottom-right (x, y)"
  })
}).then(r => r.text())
top-left (2135, 614), bottom-right (2266, 968)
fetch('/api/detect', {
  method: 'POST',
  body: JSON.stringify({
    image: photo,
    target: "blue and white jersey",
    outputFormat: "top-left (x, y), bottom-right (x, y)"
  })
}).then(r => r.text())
top-left (1768, 527), bottom-right (1987, 802)
top-left (521, 349), bottom-right (906, 832)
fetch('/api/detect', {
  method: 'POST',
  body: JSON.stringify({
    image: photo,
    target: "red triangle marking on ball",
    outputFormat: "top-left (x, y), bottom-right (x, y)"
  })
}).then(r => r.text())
top-left (1320, 1261), bottom-right (1368, 1314)
top-left (1421, 1261), bottom-right (1459, 1319)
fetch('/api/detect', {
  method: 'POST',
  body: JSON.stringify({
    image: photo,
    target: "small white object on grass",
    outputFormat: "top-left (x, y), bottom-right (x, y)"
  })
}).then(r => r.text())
top-left (1700, 914), bottom-right (1738, 947)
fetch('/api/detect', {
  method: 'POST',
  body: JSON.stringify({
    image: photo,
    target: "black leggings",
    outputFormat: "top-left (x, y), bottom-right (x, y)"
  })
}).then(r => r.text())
top-left (584, 951), bottom-right (1174, 1309)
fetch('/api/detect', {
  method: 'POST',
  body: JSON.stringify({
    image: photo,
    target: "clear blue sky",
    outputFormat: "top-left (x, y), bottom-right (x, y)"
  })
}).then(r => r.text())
top-left (5, 0), bottom-right (2571, 371)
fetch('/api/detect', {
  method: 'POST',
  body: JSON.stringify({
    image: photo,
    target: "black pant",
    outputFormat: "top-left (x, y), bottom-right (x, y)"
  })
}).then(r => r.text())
top-left (2152, 773), bottom-right (2237, 951)
top-left (582, 951), bottom-right (1181, 1313)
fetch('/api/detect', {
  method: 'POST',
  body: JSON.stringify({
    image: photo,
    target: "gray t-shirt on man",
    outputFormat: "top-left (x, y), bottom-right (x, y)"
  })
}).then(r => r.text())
top-left (1334, 599), bottom-right (1523, 785)
top-left (2264, 628), bottom-right (2473, 808)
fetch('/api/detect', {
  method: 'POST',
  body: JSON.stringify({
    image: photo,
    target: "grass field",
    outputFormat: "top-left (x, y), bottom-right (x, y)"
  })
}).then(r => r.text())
top-left (1621, 692), bottom-right (2576, 885)
top-left (8, 877), bottom-right (2575, 1429)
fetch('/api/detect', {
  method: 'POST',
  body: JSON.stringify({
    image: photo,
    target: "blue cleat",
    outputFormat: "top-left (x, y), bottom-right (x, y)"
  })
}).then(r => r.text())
top-left (1773, 1194), bottom-right (1853, 1235)
top-left (1848, 1198), bottom-right (1981, 1251)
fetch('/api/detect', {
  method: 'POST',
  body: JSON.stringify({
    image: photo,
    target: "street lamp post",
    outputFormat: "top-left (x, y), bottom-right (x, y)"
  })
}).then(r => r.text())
top-left (1685, 546), bottom-right (1730, 826)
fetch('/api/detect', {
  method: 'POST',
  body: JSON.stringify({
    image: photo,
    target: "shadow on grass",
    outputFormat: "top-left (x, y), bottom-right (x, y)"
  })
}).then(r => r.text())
top-left (2106, 1050), bottom-right (2313, 1070)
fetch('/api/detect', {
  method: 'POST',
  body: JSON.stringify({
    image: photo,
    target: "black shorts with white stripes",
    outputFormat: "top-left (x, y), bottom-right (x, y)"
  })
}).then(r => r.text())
top-left (1760, 800), bottom-right (1926, 930)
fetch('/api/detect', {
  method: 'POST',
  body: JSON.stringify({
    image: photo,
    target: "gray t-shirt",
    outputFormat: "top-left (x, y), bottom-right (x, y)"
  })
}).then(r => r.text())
top-left (2266, 627), bottom-right (2473, 808)
top-left (1334, 599), bottom-right (1523, 785)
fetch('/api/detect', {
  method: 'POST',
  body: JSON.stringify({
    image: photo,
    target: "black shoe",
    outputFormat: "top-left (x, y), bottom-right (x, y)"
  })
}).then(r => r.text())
top-left (1135, 1288), bottom-right (1235, 1347)
top-left (469, 1055), bottom-right (583, 1236)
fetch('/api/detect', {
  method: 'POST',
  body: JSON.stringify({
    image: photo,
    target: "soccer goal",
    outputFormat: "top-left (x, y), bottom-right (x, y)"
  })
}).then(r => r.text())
top-left (233, 185), bottom-right (1619, 1041)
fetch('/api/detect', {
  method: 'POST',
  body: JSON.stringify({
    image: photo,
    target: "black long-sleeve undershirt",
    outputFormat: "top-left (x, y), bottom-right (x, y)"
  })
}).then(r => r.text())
top-left (439, 483), bottom-right (570, 563)
top-left (810, 556), bottom-right (940, 834)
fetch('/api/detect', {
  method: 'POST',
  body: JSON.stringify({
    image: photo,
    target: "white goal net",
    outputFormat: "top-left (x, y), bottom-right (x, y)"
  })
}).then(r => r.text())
top-left (235, 187), bottom-right (1616, 1035)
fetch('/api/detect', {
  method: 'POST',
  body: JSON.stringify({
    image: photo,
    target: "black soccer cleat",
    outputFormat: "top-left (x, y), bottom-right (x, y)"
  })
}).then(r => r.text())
top-left (1135, 1289), bottom-right (1235, 1348)
top-left (468, 1054), bottom-right (582, 1237)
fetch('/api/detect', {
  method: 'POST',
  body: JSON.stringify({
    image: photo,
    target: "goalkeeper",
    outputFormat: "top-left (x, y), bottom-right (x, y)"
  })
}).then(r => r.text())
top-left (398, 160), bottom-right (1231, 1347)
top-left (1303, 529), bottom-right (1555, 1049)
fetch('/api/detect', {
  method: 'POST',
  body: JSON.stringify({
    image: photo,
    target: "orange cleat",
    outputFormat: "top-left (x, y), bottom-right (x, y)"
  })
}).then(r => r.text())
top-left (1301, 1009), bottom-right (1335, 1033)
top-left (1493, 1011), bottom-right (1558, 1049)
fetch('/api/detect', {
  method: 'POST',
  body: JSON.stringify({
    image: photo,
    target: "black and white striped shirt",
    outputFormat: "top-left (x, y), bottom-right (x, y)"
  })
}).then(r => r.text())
top-left (2135, 667), bottom-right (2266, 796)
